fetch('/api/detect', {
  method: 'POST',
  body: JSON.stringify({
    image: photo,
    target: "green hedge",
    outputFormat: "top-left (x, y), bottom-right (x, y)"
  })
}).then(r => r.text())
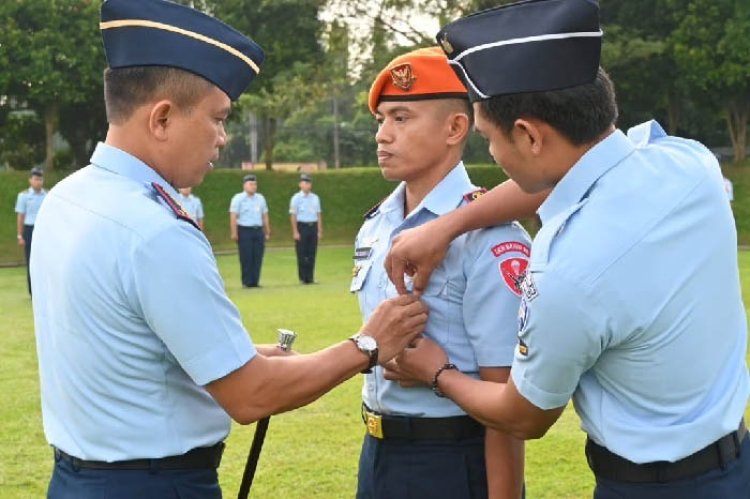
top-left (2, 160), bottom-right (748, 265)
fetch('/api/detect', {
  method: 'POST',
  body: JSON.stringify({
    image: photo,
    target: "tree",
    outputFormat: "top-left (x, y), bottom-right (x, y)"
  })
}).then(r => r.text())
top-left (672, 0), bottom-right (750, 162)
top-left (0, 0), bottom-right (104, 170)
top-left (215, 0), bottom-right (326, 169)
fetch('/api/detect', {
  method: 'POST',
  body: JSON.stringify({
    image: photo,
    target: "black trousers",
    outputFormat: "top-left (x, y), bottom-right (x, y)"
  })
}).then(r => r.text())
top-left (237, 226), bottom-right (265, 287)
top-left (356, 433), bottom-right (488, 499)
top-left (23, 224), bottom-right (34, 295)
top-left (295, 222), bottom-right (318, 283)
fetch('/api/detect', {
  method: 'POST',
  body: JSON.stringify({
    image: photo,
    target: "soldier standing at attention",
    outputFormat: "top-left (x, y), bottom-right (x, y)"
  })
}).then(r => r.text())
top-left (353, 47), bottom-right (530, 499)
top-left (15, 167), bottom-right (46, 295)
top-left (290, 173), bottom-right (322, 284)
top-left (230, 174), bottom-right (270, 287)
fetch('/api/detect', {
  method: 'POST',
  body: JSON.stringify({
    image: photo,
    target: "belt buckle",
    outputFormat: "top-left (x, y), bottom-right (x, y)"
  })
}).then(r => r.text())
top-left (364, 410), bottom-right (384, 439)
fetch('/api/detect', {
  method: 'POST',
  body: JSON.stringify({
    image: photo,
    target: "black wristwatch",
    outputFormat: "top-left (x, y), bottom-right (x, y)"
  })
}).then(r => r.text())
top-left (349, 333), bottom-right (379, 374)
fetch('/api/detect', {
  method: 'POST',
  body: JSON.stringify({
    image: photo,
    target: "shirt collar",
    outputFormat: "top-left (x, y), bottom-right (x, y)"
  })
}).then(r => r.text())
top-left (28, 187), bottom-right (46, 194)
top-left (379, 162), bottom-right (473, 218)
top-left (538, 129), bottom-right (635, 224)
top-left (90, 142), bottom-right (180, 199)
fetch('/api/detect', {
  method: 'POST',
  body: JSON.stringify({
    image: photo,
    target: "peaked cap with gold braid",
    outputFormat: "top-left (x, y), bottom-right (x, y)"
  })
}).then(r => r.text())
top-left (101, 0), bottom-right (264, 101)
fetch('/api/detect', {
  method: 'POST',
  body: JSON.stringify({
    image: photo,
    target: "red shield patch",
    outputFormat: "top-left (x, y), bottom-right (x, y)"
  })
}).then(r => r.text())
top-left (499, 257), bottom-right (529, 296)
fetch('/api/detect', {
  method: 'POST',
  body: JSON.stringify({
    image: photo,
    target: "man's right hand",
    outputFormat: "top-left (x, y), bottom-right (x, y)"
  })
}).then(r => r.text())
top-left (384, 220), bottom-right (452, 296)
top-left (231, 233), bottom-right (238, 242)
top-left (293, 232), bottom-right (301, 241)
top-left (361, 295), bottom-right (428, 363)
top-left (17, 237), bottom-right (25, 246)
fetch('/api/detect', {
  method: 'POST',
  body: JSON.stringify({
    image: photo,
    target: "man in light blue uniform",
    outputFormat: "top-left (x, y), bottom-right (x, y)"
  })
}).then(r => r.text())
top-left (30, 1), bottom-right (428, 497)
top-left (353, 47), bottom-right (528, 499)
top-left (389, 1), bottom-right (750, 498)
top-left (178, 186), bottom-right (204, 229)
top-left (230, 174), bottom-right (270, 287)
top-left (289, 173), bottom-right (322, 284)
top-left (15, 167), bottom-right (46, 295)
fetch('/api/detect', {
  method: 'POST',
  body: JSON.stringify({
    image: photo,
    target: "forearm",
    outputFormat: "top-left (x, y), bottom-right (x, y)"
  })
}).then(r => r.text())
top-left (212, 340), bottom-right (367, 424)
top-left (437, 371), bottom-right (538, 439)
top-left (290, 215), bottom-right (298, 232)
top-left (317, 214), bottom-right (323, 231)
top-left (438, 180), bottom-right (547, 240)
top-left (16, 214), bottom-right (24, 236)
top-left (485, 428), bottom-right (525, 499)
top-left (263, 214), bottom-right (271, 236)
top-left (229, 214), bottom-right (238, 235)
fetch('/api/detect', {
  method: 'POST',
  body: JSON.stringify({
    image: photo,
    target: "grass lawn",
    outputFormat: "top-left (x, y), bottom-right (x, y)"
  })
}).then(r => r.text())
top-left (1, 247), bottom-right (749, 498)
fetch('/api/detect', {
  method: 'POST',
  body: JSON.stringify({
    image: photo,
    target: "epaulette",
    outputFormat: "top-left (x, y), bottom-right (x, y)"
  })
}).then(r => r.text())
top-left (363, 198), bottom-right (385, 220)
top-left (151, 182), bottom-right (201, 231)
top-left (463, 187), bottom-right (487, 203)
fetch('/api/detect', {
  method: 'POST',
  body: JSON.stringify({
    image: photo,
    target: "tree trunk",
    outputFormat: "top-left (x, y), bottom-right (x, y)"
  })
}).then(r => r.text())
top-left (263, 117), bottom-right (277, 171)
top-left (666, 91), bottom-right (680, 135)
top-left (44, 103), bottom-right (59, 171)
top-left (332, 94), bottom-right (341, 168)
top-left (725, 103), bottom-right (748, 163)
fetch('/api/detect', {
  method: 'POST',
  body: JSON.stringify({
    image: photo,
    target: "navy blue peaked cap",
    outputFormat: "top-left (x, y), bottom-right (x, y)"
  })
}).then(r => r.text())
top-left (437, 0), bottom-right (602, 102)
top-left (101, 0), bottom-right (265, 101)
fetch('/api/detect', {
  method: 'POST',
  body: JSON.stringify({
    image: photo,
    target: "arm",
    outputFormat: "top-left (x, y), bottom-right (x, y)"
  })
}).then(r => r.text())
top-left (230, 212), bottom-right (239, 241)
top-left (317, 212), bottom-right (323, 239)
top-left (205, 294), bottom-right (428, 424)
top-left (385, 180), bottom-right (548, 294)
top-left (16, 213), bottom-right (25, 246)
top-left (480, 367), bottom-right (524, 499)
top-left (290, 214), bottom-right (300, 240)
top-left (395, 337), bottom-right (564, 439)
top-left (262, 212), bottom-right (271, 240)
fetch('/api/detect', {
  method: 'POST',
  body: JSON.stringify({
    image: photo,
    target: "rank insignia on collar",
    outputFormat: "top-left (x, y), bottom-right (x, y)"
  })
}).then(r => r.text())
top-left (439, 35), bottom-right (454, 55)
top-left (390, 63), bottom-right (416, 91)
top-left (363, 199), bottom-right (384, 220)
top-left (151, 182), bottom-right (201, 231)
top-left (463, 188), bottom-right (487, 203)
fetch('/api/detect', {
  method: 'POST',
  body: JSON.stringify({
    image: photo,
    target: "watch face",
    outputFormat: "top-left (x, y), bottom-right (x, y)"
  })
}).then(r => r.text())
top-left (357, 335), bottom-right (377, 352)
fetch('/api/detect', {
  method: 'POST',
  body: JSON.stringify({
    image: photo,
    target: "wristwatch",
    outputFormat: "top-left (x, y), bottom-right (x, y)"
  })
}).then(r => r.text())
top-left (349, 332), bottom-right (379, 374)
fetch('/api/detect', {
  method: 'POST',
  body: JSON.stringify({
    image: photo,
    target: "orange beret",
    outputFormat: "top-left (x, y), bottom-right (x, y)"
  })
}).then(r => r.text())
top-left (368, 46), bottom-right (468, 114)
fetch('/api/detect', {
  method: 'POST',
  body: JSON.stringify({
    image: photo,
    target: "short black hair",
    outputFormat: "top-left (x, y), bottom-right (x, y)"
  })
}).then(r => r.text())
top-left (103, 66), bottom-right (213, 125)
top-left (477, 67), bottom-right (618, 146)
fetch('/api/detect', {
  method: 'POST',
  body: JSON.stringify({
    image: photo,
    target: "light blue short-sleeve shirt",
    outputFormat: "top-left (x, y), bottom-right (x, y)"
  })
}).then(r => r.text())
top-left (178, 193), bottom-right (204, 221)
top-left (511, 121), bottom-right (749, 463)
top-left (289, 191), bottom-right (321, 223)
top-left (15, 187), bottom-right (47, 225)
top-left (352, 163), bottom-right (531, 417)
top-left (30, 142), bottom-right (256, 461)
top-left (230, 192), bottom-right (268, 226)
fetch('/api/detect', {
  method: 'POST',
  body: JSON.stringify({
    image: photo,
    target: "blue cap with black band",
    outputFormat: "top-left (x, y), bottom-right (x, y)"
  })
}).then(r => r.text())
top-left (437, 0), bottom-right (602, 102)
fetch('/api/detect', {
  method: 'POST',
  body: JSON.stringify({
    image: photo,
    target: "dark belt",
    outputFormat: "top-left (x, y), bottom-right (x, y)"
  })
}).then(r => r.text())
top-left (53, 442), bottom-right (225, 471)
top-left (362, 404), bottom-right (484, 441)
top-left (239, 225), bottom-right (263, 229)
top-left (297, 221), bottom-right (317, 227)
top-left (586, 420), bottom-right (747, 483)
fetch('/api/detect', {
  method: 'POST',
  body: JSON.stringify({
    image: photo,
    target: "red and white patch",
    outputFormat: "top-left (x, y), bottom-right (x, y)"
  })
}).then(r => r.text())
top-left (491, 242), bottom-right (530, 258)
top-left (498, 257), bottom-right (529, 296)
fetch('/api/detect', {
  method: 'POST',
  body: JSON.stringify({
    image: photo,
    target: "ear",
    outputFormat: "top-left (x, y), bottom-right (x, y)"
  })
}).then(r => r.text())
top-left (148, 100), bottom-right (174, 141)
top-left (513, 118), bottom-right (544, 156)
top-left (446, 112), bottom-right (471, 146)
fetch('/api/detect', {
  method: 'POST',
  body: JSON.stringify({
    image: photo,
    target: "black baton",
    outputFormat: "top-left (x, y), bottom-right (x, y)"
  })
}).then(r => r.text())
top-left (237, 329), bottom-right (297, 499)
